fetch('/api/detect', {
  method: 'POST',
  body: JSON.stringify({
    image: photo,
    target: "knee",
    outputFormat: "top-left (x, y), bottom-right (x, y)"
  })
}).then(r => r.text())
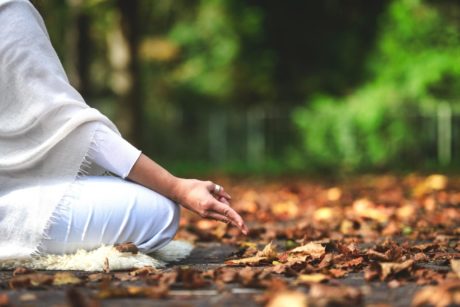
top-left (164, 198), bottom-right (180, 235)
top-left (138, 196), bottom-right (180, 253)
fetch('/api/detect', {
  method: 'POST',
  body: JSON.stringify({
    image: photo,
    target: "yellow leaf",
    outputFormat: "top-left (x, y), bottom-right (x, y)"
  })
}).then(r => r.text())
top-left (267, 291), bottom-right (308, 307)
top-left (52, 272), bottom-right (82, 286)
top-left (296, 273), bottom-right (329, 284)
top-left (451, 259), bottom-right (460, 278)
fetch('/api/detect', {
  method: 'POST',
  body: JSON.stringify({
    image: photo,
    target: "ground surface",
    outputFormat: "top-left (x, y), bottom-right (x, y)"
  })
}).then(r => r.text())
top-left (0, 174), bottom-right (459, 307)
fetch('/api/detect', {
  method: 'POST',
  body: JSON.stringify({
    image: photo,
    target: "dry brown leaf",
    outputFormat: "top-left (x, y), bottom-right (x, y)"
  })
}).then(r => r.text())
top-left (411, 242), bottom-right (439, 252)
top-left (214, 267), bottom-right (238, 283)
top-left (176, 267), bottom-right (209, 289)
top-left (412, 280), bottom-right (460, 307)
top-left (98, 284), bottom-right (169, 299)
top-left (329, 268), bottom-right (347, 278)
top-left (290, 242), bottom-right (325, 259)
top-left (130, 266), bottom-right (158, 276)
top-left (103, 257), bottom-right (110, 273)
top-left (367, 249), bottom-right (390, 261)
top-left (451, 259), bottom-right (460, 278)
top-left (0, 293), bottom-right (8, 306)
top-left (309, 284), bottom-right (362, 306)
top-left (379, 259), bottom-right (414, 281)
top-left (66, 287), bottom-right (99, 307)
top-left (12, 267), bottom-right (34, 276)
top-left (412, 252), bottom-right (429, 262)
top-left (113, 272), bottom-right (139, 282)
top-left (87, 273), bottom-right (110, 283)
top-left (114, 242), bottom-right (139, 254)
top-left (225, 242), bottom-right (277, 266)
top-left (9, 273), bottom-right (53, 289)
top-left (257, 241), bottom-right (278, 258)
top-left (364, 263), bottom-right (380, 281)
top-left (225, 255), bottom-right (270, 266)
top-left (338, 257), bottom-right (364, 269)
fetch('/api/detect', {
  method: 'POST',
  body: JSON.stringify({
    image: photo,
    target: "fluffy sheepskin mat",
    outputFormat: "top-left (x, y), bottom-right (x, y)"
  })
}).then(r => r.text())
top-left (0, 240), bottom-right (193, 271)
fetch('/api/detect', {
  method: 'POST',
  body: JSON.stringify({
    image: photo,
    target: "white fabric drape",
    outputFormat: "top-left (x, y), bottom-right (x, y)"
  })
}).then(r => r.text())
top-left (0, 0), bottom-right (118, 259)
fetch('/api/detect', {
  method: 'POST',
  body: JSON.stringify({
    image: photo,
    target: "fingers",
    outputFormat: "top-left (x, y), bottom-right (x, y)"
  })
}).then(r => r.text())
top-left (219, 197), bottom-right (230, 205)
top-left (205, 212), bottom-right (231, 224)
top-left (210, 199), bottom-right (248, 235)
top-left (207, 181), bottom-right (232, 200)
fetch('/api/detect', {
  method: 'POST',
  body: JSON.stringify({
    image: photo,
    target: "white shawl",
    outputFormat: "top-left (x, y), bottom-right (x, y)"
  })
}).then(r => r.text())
top-left (0, 0), bottom-right (118, 259)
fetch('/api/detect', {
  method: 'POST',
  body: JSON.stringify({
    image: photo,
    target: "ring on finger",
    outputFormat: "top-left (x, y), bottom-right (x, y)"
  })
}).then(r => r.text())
top-left (213, 184), bottom-right (222, 194)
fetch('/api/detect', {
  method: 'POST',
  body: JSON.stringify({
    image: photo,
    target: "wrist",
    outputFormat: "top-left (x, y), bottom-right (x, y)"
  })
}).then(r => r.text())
top-left (169, 177), bottom-right (186, 203)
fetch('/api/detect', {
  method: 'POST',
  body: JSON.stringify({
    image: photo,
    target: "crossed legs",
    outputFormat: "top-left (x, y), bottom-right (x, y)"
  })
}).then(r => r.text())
top-left (39, 176), bottom-right (180, 255)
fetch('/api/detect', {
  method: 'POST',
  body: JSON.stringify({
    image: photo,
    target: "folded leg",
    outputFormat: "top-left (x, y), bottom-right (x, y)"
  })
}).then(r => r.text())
top-left (39, 176), bottom-right (180, 254)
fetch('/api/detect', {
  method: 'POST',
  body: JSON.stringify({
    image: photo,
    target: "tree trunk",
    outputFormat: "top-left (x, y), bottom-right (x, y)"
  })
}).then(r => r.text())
top-left (112, 0), bottom-right (142, 146)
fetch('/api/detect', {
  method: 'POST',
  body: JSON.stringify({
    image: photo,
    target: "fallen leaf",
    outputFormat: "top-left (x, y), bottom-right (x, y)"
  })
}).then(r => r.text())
top-left (412, 280), bottom-right (460, 307)
top-left (296, 273), bottom-right (329, 284)
top-left (19, 293), bottom-right (37, 302)
top-left (103, 257), bottom-right (110, 273)
top-left (130, 266), bottom-right (158, 276)
top-left (66, 287), bottom-right (98, 307)
top-left (309, 284), bottom-right (362, 306)
top-left (367, 249), bottom-right (390, 261)
top-left (337, 257), bottom-right (364, 269)
top-left (257, 241), bottom-right (278, 258)
top-left (379, 260), bottom-right (414, 281)
top-left (9, 273), bottom-right (53, 289)
top-left (411, 243), bottom-right (438, 252)
top-left (451, 259), bottom-right (460, 278)
top-left (290, 242), bottom-right (325, 259)
top-left (87, 273), bottom-right (110, 283)
top-left (53, 272), bottom-right (82, 286)
top-left (238, 267), bottom-right (264, 287)
top-left (272, 201), bottom-right (299, 219)
top-left (327, 187), bottom-right (342, 201)
top-left (13, 267), bottom-right (34, 276)
top-left (176, 267), bottom-right (209, 289)
top-left (0, 294), bottom-right (8, 306)
top-left (114, 242), bottom-right (138, 254)
top-left (225, 242), bottom-right (277, 266)
top-left (98, 284), bottom-right (168, 299)
top-left (329, 268), bottom-right (347, 278)
top-left (352, 198), bottom-right (389, 223)
top-left (214, 267), bottom-right (238, 283)
top-left (266, 290), bottom-right (308, 307)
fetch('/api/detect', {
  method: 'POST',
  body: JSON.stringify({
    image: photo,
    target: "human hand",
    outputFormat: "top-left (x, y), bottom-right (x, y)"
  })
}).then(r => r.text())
top-left (173, 179), bottom-right (249, 235)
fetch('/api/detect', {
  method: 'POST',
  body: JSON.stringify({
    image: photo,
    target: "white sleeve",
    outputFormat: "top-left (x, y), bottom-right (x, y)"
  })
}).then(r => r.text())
top-left (88, 124), bottom-right (142, 178)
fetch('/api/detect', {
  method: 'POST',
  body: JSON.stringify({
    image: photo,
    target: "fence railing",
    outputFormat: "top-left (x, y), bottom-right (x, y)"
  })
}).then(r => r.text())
top-left (148, 104), bottom-right (460, 168)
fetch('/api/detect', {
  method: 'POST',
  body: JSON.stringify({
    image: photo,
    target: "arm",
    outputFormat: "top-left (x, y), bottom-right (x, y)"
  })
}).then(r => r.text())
top-left (127, 154), bottom-right (249, 235)
top-left (89, 124), bottom-right (248, 235)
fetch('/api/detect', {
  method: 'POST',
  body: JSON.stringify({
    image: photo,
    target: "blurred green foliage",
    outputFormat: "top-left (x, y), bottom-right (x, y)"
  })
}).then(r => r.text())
top-left (33, 0), bottom-right (460, 173)
top-left (295, 0), bottom-right (460, 171)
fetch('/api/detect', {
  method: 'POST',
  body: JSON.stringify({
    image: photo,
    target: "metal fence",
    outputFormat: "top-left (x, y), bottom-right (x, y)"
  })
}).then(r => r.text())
top-left (148, 103), bottom-right (460, 169)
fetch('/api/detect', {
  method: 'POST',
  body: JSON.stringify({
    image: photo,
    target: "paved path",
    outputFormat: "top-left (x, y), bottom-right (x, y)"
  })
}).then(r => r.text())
top-left (0, 242), bottom-right (436, 306)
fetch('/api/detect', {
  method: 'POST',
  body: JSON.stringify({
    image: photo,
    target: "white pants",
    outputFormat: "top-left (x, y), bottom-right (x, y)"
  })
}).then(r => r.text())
top-left (39, 176), bottom-right (180, 255)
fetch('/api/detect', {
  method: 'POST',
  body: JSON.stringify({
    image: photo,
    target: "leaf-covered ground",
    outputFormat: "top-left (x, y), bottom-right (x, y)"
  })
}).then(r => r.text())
top-left (1, 174), bottom-right (459, 307)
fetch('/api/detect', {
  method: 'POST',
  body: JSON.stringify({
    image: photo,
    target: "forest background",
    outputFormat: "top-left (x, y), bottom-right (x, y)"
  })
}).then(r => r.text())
top-left (34, 0), bottom-right (460, 175)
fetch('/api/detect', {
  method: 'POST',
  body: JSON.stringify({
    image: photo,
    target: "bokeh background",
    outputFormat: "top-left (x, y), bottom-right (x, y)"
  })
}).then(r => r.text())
top-left (34, 0), bottom-right (460, 175)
